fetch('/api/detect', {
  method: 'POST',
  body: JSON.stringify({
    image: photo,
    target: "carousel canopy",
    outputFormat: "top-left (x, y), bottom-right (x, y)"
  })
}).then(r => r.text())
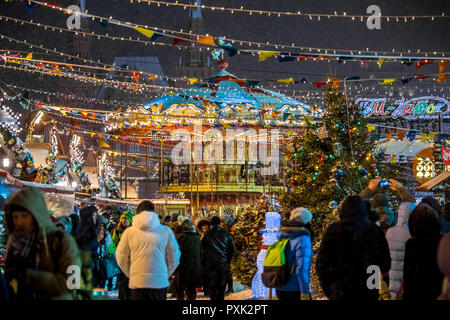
top-left (142, 70), bottom-right (311, 119)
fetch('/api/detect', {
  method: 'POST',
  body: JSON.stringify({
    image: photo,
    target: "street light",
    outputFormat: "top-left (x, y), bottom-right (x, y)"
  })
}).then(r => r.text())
top-left (71, 181), bottom-right (77, 188)
top-left (3, 158), bottom-right (9, 168)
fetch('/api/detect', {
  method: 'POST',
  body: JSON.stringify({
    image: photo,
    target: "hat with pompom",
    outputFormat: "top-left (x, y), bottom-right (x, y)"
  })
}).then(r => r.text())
top-left (290, 207), bottom-right (313, 224)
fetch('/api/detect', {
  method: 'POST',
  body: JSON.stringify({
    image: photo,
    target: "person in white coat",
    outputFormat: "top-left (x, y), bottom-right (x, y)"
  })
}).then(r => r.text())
top-left (115, 200), bottom-right (181, 300)
top-left (386, 201), bottom-right (416, 299)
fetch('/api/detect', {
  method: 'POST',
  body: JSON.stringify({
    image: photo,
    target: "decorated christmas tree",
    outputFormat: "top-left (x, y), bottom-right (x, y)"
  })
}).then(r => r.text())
top-left (276, 86), bottom-right (401, 236)
top-left (274, 86), bottom-right (402, 298)
top-left (230, 201), bottom-right (266, 288)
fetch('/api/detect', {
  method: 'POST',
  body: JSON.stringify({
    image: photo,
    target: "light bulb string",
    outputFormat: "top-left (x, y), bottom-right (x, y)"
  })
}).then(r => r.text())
top-left (27, 1), bottom-right (450, 58)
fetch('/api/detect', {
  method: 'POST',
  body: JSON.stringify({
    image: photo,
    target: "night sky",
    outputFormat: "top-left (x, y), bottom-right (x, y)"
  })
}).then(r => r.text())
top-left (0, 0), bottom-right (449, 107)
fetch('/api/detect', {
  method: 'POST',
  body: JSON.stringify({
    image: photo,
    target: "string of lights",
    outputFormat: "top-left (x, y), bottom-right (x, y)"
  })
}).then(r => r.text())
top-left (130, 0), bottom-right (449, 21)
top-left (3, 51), bottom-right (449, 94)
top-left (28, 0), bottom-right (450, 57)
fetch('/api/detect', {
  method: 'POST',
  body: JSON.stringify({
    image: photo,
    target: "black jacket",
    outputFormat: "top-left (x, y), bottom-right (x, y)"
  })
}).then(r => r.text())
top-left (176, 223), bottom-right (203, 288)
top-left (403, 205), bottom-right (444, 300)
top-left (202, 225), bottom-right (235, 268)
top-left (316, 210), bottom-right (391, 300)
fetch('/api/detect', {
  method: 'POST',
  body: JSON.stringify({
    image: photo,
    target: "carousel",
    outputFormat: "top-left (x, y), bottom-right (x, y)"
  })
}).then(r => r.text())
top-left (106, 67), bottom-right (312, 217)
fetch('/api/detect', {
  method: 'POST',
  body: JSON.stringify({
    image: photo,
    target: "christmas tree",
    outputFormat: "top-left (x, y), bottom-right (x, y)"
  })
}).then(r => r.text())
top-left (274, 86), bottom-right (401, 298)
top-left (230, 201), bottom-right (266, 288)
top-left (276, 86), bottom-right (401, 236)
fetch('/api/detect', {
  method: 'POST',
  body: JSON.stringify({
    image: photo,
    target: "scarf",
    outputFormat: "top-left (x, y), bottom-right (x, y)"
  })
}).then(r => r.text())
top-left (6, 228), bottom-right (42, 270)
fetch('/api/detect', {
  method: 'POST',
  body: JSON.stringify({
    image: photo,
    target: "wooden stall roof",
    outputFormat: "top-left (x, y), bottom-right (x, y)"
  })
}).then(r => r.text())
top-left (416, 171), bottom-right (450, 192)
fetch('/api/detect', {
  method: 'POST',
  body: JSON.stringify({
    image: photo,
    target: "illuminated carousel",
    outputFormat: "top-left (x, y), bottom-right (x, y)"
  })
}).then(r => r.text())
top-left (106, 68), bottom-right (311, 217)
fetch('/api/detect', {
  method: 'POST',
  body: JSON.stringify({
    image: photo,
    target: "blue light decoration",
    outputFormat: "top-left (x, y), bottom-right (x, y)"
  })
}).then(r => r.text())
top-left (251, 211), bottom-right (281, 299)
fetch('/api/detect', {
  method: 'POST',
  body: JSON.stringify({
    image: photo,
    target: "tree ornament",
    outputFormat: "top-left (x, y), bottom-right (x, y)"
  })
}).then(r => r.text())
top-left (317, 126), bottom-right (329, 140)
top-left (333, 142), bottom-right (344, 156)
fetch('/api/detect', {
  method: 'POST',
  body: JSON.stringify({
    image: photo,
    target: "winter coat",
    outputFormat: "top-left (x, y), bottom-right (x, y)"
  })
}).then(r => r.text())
top-left (275, 226), bottom-right (312, 295)
top-left (437, 234), bottom-right (450, 300)
top-left (202, 225), bottom-right (235, 268)
top-left (316, 206), bottom-right (391, 300)
top-left (385, 202), bottom-right (416, 299)
top-left (4, 187), bottom-right (81, 300)
top-left (175, 222), bottom-right (203, 289)
top-left (403, 205), bottom-right (444, 300)
top-left (115, 211), bottom-right (181, 289)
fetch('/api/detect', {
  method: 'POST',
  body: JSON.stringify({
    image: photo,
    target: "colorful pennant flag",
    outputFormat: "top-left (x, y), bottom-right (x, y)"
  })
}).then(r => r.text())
top-left (367, 125), bottom-right (376, 132)
top-left (313, 81), bottom-right (327, 88)
top-left (134, 26), bottom-right (155, 39)
top-left (258, 51), bottom-right (279, 62)
top-left (277, 55), bottom-right (297, 63)
top-left (379, 79), bottom-right (395, 85)
top-left (277, 78), bottom-right (294, 84)
top-left (25, 52), bottom-right (33, 60)
top-left (414, 74), bottom-right (429, 80)
top-left (173, 37), bottom-right (190, 46)
top-left (132, 72), bottom-right (140, 83)
top-left (99, 139), bottom-right (111, 148)
top-left (401, 77), bottom-right (413, 85)
top-left (197, 35), bottom-right (215, 46)
top-left (386, 134), bottom-right (392, 141)
top-left (416, 59), bottom-right (433, 70)
top-left (439, 60), bottom-right (450, 73)
top-left (188, 78), bottom-right (198, 85)
top-left (378, 58), bottom-right (385, 69)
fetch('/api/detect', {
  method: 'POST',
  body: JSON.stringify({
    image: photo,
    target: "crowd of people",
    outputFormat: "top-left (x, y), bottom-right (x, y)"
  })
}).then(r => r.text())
top-left (0, 177), bottom-right (450, 301)
top-left (0, 188), bottom-right (235, 300)
top-left (273, 178), bottom-right (450, 300)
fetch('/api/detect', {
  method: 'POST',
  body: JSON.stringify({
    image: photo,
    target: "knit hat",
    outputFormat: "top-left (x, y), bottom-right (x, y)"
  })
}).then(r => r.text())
top-left (290, 207), bottom-right (313, 225)
top-left (120, 211), bottom-right (133, 225)
top-left (211, 216), bottom-right (221, 226)
top-left (438, 234), bottom-right (450, 276)
top-left (97, 214), bottom-right (108, 226)
top-left (177, 215), bottom-right (189, 226)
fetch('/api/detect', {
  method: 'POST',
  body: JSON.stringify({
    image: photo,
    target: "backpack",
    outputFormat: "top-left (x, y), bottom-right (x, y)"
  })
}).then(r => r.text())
top-left (50, 231), bottom-right (95, 300)
top-left (261, 238), bottom-right (293, 288)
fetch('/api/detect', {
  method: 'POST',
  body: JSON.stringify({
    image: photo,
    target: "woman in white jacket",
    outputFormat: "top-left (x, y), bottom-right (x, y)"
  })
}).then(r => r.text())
top-left (386, 202), bottom-right (416, 299)
top-left (116, 201), bottom-right (181, 300)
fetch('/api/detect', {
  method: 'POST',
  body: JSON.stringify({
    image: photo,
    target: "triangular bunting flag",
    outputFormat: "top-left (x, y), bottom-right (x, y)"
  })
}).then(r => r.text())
top-left (277, 78), bottom-right (294, 84)
top-left (313, 81), bottom-right (327, 88)
top-left (99, 139), bottom-right (110, 148)
top-left (132, 72), bottom-right (140, 83)
top-left (401, 77), bottom-right (413, 85)
top-left (386, 134), bottom-right (392, 141)
top-left (439, 60), bottom-right (450, 73)
top-left (416, 59), bottom-right (433, 70)
top-left (134, 26), bottom-right (155, 39)
top-left (188, 78), bottom-right (198, 85)
top-left (378, 58), bottom-right (385, 68)
top-left (379, 79), bottom-right (395, 85)
top-left (258, 51), bottom-right (279, 62)
top-left (197, 35), bottom-right (215, 46)
top-left (367, 125), bottom-right (376, 132)
top-left (173, 37), bottom-right (190, 46)
top-left (25, 52), bottom-right (33, 60)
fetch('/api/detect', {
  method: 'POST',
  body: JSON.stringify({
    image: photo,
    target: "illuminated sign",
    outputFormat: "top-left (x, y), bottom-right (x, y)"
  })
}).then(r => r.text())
top-left (413, 148), bottom-right (436, 184)
top-left (355, 96), bottom-right (450, 119)
top-left (443, 147), bottom-right (450, 172)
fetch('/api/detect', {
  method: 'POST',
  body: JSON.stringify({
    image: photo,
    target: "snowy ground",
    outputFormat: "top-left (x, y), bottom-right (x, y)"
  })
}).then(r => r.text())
top-left (104, 280), bottom-right (255, 300)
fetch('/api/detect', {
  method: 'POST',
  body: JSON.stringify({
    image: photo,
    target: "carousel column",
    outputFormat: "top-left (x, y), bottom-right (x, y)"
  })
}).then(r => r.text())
top-left (124, 143), bottom-right (128, 199)
top-left (120, 142), bottom-right (123, 196)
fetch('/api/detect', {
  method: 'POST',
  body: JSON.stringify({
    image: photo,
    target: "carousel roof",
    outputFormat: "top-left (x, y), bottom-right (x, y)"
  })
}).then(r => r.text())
top-left (142, 70), bottom-right (311, 117)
